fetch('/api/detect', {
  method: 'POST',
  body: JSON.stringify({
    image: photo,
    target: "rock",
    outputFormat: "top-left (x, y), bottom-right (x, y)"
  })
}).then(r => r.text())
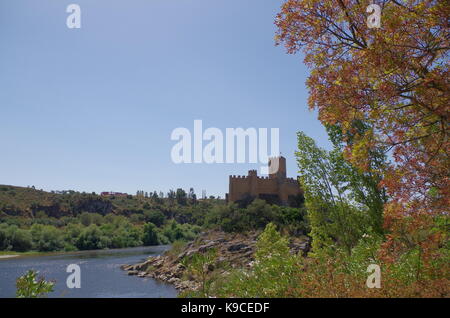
top-left (227, 243), bottom-right (248, 252)
top-left (173, 264), bottom-right (185, 278)
top-left (198, 241), bottom-right (218, 252)
top-left (168, 277), bottom-right (180, 284)
top-left (121, 229), bottom-right (310, 293)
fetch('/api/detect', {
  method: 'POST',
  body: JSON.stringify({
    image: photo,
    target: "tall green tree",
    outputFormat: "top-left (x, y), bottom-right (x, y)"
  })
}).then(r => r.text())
top-left (296, 130), bottom-right (386, 254)
top-left (142, 222), bottom-right (159, 246)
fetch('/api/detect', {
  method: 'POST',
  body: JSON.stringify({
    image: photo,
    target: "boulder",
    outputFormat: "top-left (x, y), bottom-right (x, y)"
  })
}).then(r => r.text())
top-left (227, 243), bottom-right (248, 252)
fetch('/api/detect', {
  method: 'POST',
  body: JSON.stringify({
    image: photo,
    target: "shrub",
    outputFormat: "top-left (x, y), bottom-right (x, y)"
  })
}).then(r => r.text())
top-left (10, 227), bottom-right (33, 252)
top-left (180, 248), bottom-right (219, 298)
top-left (142, 223), bottom-right (159, 246)
top-left (143, 210), bottom-right (165, 227)
top-left (16, 270), bottom-right (54, 298)
top-left (75, 224), bottom-right (109, 250)
top-left (212, 223), bottom-right (302, 297)
top-left (30, 224), bottom-right (64, 252)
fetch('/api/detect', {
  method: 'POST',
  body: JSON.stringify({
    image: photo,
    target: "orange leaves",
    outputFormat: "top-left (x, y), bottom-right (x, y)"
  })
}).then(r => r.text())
top-left (276, 0), bottom-right (449, 288)
top-left (276, 0), bottom-right (449, 206)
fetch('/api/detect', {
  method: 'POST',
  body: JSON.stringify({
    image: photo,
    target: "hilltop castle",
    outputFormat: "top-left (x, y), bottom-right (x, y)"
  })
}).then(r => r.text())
top-left (226, 156), bottom-right (302, 206)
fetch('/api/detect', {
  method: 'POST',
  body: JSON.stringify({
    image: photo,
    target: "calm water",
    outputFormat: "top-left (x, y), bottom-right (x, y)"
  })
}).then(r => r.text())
top-left (0, 246), bottom-right (178, 298)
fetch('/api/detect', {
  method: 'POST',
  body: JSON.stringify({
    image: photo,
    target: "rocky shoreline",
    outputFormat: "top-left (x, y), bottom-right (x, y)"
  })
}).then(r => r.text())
top-left (121, 230), bottom-right (310, 292)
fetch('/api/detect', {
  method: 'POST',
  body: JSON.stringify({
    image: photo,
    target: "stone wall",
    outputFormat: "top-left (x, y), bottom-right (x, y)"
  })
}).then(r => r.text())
top-left (227, 156), bottom-right (301, 205)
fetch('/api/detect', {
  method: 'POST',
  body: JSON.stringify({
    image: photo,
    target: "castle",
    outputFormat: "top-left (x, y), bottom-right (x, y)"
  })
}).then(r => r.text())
top-left (226, 156), bottom-right (302, 206)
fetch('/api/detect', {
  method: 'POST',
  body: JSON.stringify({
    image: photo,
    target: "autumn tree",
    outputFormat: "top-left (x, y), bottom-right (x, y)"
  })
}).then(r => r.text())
top-left (276, 0), bottom-right (449, 273)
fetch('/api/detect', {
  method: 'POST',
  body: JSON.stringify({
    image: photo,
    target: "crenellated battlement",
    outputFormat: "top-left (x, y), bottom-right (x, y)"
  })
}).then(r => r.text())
top-left (230, 175), bottom-right (273, 181)
top-left (285, 177), bottom-right (298, 184)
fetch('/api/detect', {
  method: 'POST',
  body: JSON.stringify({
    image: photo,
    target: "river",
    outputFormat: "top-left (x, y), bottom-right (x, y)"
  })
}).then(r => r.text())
top-left (0, 246), bottom-right (178, 298)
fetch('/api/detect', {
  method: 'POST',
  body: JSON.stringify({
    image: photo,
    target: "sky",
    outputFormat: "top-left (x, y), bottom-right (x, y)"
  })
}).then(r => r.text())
top-left (0, 0), bottom-right (331, 197)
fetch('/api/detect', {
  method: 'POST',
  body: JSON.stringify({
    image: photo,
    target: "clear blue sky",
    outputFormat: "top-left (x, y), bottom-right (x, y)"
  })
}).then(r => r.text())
top-left (0, 0), bottom-right (330, 197)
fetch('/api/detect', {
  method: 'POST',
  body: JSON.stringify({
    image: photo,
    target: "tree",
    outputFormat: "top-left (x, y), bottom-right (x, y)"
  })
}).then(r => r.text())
top-left (16, 270), bottom-right (54, 298)
top-left (176, 188), bottom-right (187, 206)
top-left (142, 222), bottom-right (159, 246)
top-left (326, 123), bottom-right (388, 234)
top-left (276, 0), bottom-right (448, 269)
top-left (167, 189), bottom-right (176, 205)
top-left (75, 224), bottom-right (108, 250)
top-left (30, 224), bottom-right (64, 252)
top-left (188, 188), bottom-right (197, 205)
top-left (296, 132), bottom-right (371, 254)
top-left (79, 212), bottom-right (92, 227)
top-left (9, 227), bottom-right (32, 252)
top-left (143, 210), bottom-right (165, 227)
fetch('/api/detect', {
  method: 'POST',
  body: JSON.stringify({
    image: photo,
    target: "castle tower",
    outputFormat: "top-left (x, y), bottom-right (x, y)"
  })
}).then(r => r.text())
top-left (248, 169), bottom-right (258, 197)
top-left (269, 156), bottom-right (286, 179)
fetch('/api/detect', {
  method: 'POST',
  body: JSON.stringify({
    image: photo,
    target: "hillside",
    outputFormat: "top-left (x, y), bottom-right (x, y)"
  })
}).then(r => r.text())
top-left (0, 184), bottom-right (222, 221)
top-left (0, 185), bottom-right (309, 255)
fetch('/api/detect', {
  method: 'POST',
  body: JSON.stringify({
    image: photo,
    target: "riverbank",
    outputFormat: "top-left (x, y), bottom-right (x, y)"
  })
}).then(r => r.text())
top-left (122, 230), bottom-right (310, 292)
top-left (0, 254), bottom-right (19, 259)
top-left (0, 251), bottom-right (46, 259)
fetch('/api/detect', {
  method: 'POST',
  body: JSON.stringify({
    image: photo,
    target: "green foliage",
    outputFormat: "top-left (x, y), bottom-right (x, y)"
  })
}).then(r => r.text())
top-left (143, 210), bottom-right (165, 227)
top-left (16, 270), bottom-right (54, 298)
top-left (30, 224), bottom-right (64, 252)
top-left (165, 240), bottom-right (187, 258)
top-left (296, 131), bottom-right (386, 254)
top-left (75, 224), bottom-right (110, 250)
top-left (143, 222), bottom-right (159, 246)
top-left (212, 223), bottom-right (302, 297)
top-left (180, 248), bottom-right (220, 298)
top-left (176, 188), bottom-right (187, 206)
top-left (0, 224), bottom-right (33, 252)
top-left (0, 213), bottom-right (202, 253)
top-left (205, 199), bottom-right (308, 235)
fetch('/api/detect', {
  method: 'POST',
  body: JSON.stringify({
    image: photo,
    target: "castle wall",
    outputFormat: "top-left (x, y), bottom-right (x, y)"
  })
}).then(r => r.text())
top-left (256, 178), bottom-right (278, 194)
top-left (227, 157), bottom-right (302, 205)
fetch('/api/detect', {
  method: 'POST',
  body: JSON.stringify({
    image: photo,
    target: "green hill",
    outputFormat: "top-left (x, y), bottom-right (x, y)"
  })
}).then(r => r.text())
top-left (0, 185), bottom-right (218, 221)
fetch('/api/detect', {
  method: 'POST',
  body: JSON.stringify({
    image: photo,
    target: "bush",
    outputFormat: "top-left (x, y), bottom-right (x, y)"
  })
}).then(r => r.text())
top-left (142, 223), bottom-right (159, 246)
top-left (75, 224), bottom-right (109, 250)
top-left (206, 200), bottom-right (308, 235)
top-left (0, 224), bottom-right (9, 250)
top-left (10, 227), bottom-right (33, 252)
top-left (162, 221), bottom-right (200, 243)
top-left (180, 248), bottom-right (219, 298)
top-left (212, 223), bottom-right (302, 297)
top-left (30, 224), bottom-right (64, 252)
top-left (144, 210), bottom-right (165, 227)
top-left (16, 270), bottom-right (54, 298)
